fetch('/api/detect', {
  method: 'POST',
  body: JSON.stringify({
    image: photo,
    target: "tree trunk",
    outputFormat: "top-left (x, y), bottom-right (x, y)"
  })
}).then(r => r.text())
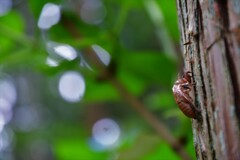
top-left (176, 0), bottom-right (240, 159)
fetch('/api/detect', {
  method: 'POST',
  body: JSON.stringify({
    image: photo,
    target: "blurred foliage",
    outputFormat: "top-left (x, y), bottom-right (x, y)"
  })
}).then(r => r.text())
top-left (0, 0), bottom-right (196, 160)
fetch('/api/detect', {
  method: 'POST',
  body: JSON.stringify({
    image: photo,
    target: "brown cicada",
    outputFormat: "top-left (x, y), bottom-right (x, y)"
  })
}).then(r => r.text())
top-left (172, 71), bottom-right (196, 119)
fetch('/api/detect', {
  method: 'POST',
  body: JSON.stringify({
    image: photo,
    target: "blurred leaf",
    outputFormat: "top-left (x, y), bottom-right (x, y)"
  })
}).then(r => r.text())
top-left (145, 91), bottom-right (176, 110)
top-left (186, 138), bottom-right (196, 160)
top-left (54, 138), bottom-right (108, 160)
top-left (0, 11), bottom-right (25, 53)
top-left (119, 10), bottom-right (159, 50)
top-left (117, 134), bottom-right (161, 160)
top-left (118, 52), bottom-right (176, 86)
top-left (156, 0), bottom-right (179, 41)
top-left (117, 134), bottom-right (180, 160)
top-left (142, 141), bottom-right (180, 160)
top-left (120, 0), bottom-right (143, 9)
top-left (84, 80), bottom-right (120, 103)
top-left (118, 70), bottom-right (147, 96)
top-left (0, 48), bottom-right (46, 70)
top-left (178, 118), bottom-right (194, 137)
top-left (52, 122), bottom-right (108, 160)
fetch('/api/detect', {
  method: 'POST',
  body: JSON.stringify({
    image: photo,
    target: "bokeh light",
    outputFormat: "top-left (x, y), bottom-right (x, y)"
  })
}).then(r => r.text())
top-left (38, 3), bottom-right (61, 30)
top-left (92, 44), bottom-right (111, 66)
top-left (13, 105), bottom-right (42, 132)
top-left (92, 118), bottom-right (120, 147)
top-left (0, 115), bottom-right (5, 133)
top-left (53, 44), bottom-right (78, 61)
top-left (0, 99), bottom-right (12, 128)
top-left (0, 78), bottom-right (17, 106)
top-left (0, 128), bottom-right (14, 152)
top-left (58, 71), bottom-right (86, 103)
top-left (80, 0), bottom-right (106, 25)
top-left (47, 42), bottom-right (78, 63)
top-left (0, 0), bottom-right (12, 16)
top-left (46, 57), bottom-right (59, 67)
top-left (0, 77), bottom-right (16, 131)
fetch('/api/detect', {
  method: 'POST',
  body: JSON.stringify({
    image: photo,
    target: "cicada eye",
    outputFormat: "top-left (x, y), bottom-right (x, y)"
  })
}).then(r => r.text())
top-left (182, 84), bottom-right (191, 90)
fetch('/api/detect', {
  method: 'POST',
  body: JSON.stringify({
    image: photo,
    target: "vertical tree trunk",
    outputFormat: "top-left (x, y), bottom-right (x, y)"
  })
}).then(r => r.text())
top-left (176, 0), bottom-right (240, 159)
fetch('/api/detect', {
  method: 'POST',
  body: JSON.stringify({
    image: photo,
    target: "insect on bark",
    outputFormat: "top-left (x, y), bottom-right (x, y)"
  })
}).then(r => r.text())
top-left (172, 71), bottom-right (196, 119)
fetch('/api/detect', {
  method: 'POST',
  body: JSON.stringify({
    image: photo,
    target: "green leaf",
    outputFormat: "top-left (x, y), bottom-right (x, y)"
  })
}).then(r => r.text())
top-left (54, 138), bottom-right (108, 160)
top-left (0, 11), bottom-right (25, 53)
top-left (156, 0), bottom-right (180, 41)
top-left (117, 134), bottom-right (161, 160)
top-left (117, 134), bottom-right (180, 160)
top-left (118, 52), bottom-right (176, 87)
top-left (142, 141), bottom-right (181, 160)
top-left (84, 80), bottom-right (120, 103)
top-left (145, 91), bottom-right (176, 110)
top-left (118, 70), bottom-right (147, 96)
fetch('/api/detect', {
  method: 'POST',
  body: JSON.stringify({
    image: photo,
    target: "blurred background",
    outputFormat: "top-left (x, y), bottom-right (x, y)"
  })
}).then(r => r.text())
top-left (0, 0), bottom-right (195, 159)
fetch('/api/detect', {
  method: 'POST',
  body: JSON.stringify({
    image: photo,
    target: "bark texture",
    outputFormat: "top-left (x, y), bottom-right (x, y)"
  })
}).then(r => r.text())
top-left (176, 0), bottom-right (240, 159)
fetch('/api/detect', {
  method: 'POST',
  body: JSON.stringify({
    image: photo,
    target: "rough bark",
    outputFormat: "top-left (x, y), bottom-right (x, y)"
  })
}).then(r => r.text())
top-left (176, 0), bottom-right (240, 159)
